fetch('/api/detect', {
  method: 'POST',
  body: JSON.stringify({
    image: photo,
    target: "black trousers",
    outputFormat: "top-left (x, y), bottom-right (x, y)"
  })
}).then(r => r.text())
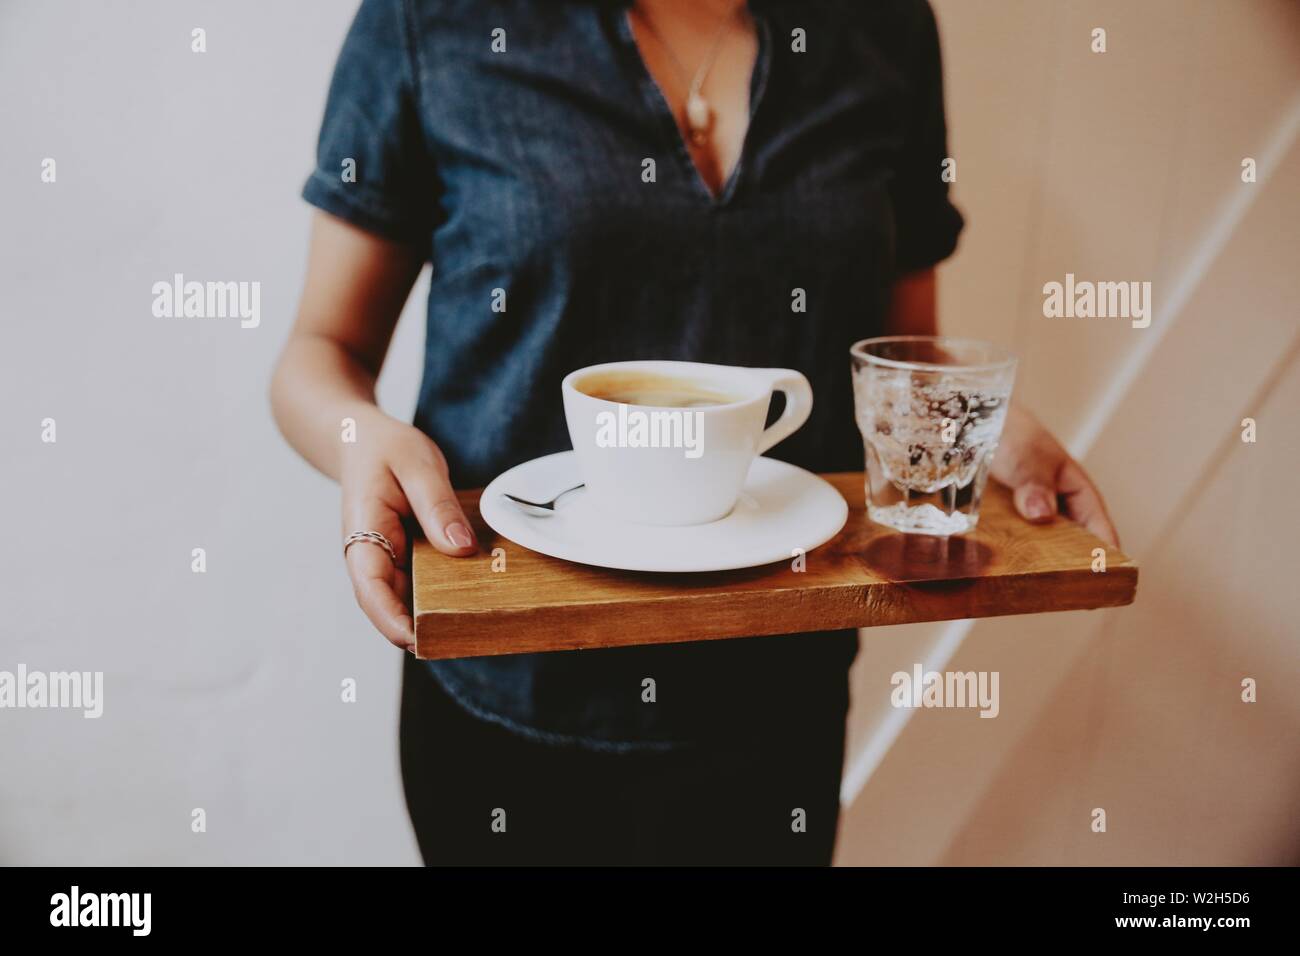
top-left (398, 653), bottom-right (849, 866)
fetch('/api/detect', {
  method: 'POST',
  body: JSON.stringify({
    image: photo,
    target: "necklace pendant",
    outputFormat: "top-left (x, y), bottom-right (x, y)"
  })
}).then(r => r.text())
top-left (685, 91), bottom-right (711, 141)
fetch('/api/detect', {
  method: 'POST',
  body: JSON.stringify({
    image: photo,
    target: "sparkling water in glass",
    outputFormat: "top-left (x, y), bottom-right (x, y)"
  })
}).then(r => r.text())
top-left (851, 336), bottom-right (1017, 536)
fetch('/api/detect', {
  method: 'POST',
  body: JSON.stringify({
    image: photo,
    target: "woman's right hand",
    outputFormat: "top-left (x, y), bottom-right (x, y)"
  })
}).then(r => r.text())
top-left (271, 214), bottom-right (476, 652)
top-left (341, 410), bottom-right (478, 652)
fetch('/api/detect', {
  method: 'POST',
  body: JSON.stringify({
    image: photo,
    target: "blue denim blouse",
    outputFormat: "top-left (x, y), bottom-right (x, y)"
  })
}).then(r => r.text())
top-left (303, 0), bottom-right (963, 750)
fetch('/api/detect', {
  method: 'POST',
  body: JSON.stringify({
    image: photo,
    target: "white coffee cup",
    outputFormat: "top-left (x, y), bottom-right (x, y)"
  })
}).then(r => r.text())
top-left (562, 360), bottom-right (813, 526)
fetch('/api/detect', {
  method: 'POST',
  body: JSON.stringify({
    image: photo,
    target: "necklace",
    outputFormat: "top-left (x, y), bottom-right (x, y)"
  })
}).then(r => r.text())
top-left (631, 3), bottom-right (740, 146)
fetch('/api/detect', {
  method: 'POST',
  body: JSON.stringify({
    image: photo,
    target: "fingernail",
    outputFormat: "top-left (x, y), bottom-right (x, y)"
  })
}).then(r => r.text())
top-left (1026, 492), bottom-right (1053, 520)
top-left (445, 522), bottom-right (475, 549)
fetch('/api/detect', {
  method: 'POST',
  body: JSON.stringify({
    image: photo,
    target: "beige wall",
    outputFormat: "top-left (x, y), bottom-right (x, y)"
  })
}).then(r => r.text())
top-left (835, 0), bottom-right (1300, 865)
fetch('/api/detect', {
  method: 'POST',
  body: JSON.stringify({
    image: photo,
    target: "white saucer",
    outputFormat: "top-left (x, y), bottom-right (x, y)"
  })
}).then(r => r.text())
top-left (480, 451), bottom-right (849, 573)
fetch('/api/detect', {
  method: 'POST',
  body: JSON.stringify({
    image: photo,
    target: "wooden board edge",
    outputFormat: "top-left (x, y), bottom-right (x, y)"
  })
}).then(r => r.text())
top-left (414, 565), bottom-right (1138, 660)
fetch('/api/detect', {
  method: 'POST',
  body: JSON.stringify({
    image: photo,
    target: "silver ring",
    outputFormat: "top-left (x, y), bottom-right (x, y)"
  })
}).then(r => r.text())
top-left (343, 530), bottom-right (400, 567)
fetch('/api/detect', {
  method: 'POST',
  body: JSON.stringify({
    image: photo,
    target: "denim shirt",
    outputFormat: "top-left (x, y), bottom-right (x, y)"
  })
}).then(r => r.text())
top-left (303, 0), bottom-right (963, 750)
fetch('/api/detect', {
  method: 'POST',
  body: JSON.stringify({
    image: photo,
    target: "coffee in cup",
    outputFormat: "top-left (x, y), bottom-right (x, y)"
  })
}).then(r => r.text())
top-left (574, 370), bottom-right (742, 409)
top-left (562, 360), bottom-right (813, 526)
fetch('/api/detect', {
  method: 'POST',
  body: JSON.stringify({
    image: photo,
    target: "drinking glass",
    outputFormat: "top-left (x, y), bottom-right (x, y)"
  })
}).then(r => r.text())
top-left (850, 336), bottom-right (1017, 535)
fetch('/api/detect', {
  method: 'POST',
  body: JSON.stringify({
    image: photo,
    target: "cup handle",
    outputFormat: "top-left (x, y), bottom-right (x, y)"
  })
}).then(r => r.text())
top-left (753, 368), bottom-right (813, 456)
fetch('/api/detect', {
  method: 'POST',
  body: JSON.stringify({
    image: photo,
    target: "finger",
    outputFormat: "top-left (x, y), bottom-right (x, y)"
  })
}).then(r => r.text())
top-left (343, 471), bottom-right (410, 563)
top-left (391, 451), bottom-right (478, 557)
top-left (1012, 479), bottom-right (1058, 524)
top-left (343, 486), bottom-right (415, 651)
top-left (350, 557), bottom-right (415, 651)
top-left (1057, 458), bottom-right (1120, 549)
top-left (994, 428), bottom-right (1061, 525)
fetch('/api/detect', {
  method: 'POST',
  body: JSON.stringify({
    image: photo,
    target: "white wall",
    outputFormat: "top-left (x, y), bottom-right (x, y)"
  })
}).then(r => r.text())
top-left (1, 0), bottom-right (426, 864)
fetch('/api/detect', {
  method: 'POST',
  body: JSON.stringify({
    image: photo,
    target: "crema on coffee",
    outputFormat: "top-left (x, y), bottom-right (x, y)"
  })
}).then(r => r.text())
top-left (575, 371), bottom-right (741, 408)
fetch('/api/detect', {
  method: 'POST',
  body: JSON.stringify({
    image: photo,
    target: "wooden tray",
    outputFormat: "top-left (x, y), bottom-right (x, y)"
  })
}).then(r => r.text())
top-left (412, 474), bottom-right (1137, 660)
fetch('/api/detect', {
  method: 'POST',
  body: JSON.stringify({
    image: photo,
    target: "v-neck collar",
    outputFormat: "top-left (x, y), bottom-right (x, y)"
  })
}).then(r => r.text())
top-left (612, 4), bottom-right (772, 208)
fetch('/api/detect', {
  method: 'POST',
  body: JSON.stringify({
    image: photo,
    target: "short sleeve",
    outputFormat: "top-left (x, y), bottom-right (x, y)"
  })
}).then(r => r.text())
top-left (888, 1), bottom-right (964, 276)
top-left (302, 0), bottom-right (436, 249)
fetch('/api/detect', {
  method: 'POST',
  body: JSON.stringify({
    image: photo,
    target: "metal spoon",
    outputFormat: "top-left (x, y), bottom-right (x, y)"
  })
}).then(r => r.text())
top-left (501, 484), bottom-right (584, 516)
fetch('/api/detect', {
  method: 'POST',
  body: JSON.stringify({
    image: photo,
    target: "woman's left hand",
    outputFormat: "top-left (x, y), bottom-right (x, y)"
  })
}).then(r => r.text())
top-left (991, 403), bottom-right (1120, 548)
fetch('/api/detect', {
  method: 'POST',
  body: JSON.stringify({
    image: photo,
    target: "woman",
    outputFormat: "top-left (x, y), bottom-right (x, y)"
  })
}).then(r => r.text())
top-left (271, 0), bottom-right (1118, 865)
